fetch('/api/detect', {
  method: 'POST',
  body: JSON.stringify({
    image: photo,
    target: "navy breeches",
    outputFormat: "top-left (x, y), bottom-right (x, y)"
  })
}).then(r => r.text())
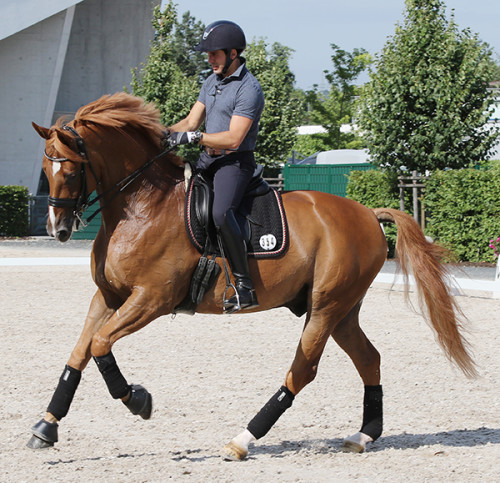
top-left (198, 152), bottom-right (256, 227)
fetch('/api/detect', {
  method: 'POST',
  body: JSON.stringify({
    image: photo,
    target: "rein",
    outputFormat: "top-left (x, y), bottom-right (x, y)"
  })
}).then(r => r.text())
top-left (44, 124), bottom-right (176, 226)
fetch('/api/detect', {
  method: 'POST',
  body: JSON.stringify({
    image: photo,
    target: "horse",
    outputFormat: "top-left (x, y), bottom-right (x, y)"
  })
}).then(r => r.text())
top-left (29, 92), bottom-right (476, 459)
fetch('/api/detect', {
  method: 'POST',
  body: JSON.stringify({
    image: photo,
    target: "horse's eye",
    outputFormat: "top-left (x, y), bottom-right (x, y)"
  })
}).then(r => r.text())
top-left (64, 172), bottom-right (78, 182)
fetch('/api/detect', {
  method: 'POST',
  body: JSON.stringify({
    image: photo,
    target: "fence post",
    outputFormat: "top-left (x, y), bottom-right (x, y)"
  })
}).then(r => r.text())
top-left (412, 170), bottom-right (419, 224)
top-left (399, 177), bottom-right (405, 211)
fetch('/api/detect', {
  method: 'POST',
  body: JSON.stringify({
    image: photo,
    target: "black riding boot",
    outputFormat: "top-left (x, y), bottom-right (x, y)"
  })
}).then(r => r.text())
top-left (218, 210), bottom-right (259, 313)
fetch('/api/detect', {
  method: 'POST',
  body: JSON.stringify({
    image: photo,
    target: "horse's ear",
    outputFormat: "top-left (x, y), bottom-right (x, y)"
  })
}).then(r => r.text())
top-left (32, 122), bottom-right (51, 140)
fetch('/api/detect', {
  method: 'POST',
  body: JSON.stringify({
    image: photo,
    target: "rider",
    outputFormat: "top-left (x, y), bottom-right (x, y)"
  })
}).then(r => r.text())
top-left (167, 20), bottom-right (265, 313)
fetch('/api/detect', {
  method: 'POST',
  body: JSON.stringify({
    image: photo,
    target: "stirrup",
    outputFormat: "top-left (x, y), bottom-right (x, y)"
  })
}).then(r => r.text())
top-left (223, 285), bottom-right (258, 314)
top-left (223, 283), bottom-right (240, 313)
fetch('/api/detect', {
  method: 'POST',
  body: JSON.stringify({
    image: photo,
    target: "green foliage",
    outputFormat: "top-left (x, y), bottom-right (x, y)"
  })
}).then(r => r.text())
top-left (0, 186), bottom-right (29, 237)
top-left (246, 40), bottom-right (305, 167)
top-left (486, 54), bottom-right (500, 81)
top-left (298, 44), bottom-right (371, 154)
top-left (358, 0), bottom-right (499, 172)
top-left (346, 163), bottom-right (500, 262)
top-left (130, 2), bottom-right (206, 161)
top-left (291, 134), bottom-right (325, 158)
top-left (346, 169), bottom-right (400, 208)
top-left (169, 11), bottom-right (209, 81)
top-left (424, 163), bottom-right (500, 262)
top-left (346, 169), bottom-right (400, 255)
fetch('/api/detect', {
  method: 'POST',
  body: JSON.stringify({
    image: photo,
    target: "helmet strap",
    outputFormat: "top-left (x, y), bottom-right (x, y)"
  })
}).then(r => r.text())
top-left (222, 48), bottom-right (235, 76)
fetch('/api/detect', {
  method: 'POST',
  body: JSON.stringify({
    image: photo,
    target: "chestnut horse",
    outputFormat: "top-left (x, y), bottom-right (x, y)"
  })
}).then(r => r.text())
top-left (29, 93), bottom-right (475, 459)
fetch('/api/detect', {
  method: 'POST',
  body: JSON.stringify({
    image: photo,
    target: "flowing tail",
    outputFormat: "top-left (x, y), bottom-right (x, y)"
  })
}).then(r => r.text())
top-left (373, 208), bottom-right (477, 378)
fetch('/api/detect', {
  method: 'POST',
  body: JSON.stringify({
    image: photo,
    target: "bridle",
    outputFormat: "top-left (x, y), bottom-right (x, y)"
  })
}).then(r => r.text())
top-left (44, 123), bottom-right (176, 226)
top-left (44, 124), bottom-right (100, 226)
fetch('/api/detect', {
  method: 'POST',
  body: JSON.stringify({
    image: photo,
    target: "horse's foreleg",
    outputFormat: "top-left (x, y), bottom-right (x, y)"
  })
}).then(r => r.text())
top-left (89, 290), bottom-right (161, 421)
top-left (331, 301), bottom-right (383, 453)
top-left (27, 290), bottom-right (116, 449)
top-left (222, 313), bottom-right (331, 461)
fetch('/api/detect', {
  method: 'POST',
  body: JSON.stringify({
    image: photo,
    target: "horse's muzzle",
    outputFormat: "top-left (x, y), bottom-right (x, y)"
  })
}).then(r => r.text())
top-left (46, 206), bottom-right (76, 242)
top-left (55, 228), bottom-right (72, 242)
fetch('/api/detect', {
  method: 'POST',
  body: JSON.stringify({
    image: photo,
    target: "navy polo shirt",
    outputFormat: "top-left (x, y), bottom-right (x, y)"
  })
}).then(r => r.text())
top-left (198, 59), bottom-right (265, 152)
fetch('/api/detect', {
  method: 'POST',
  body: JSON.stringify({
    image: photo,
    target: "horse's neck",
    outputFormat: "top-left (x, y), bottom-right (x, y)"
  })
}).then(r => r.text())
top-left (95, 157), bottom-right (186, 234)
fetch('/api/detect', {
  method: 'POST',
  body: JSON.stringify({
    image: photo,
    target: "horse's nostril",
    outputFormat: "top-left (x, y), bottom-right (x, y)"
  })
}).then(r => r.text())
top-left (56, 230), bottom-right (71, 242)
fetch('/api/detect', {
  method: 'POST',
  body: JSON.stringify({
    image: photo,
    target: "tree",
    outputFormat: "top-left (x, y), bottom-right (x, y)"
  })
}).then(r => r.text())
top-left (131, 2), bottom-right (206, 123)
top-left (246, 40), bottom-right (305, 167)
top-left (357, 0), bottom-right (499, 172)
top-left (131, 2), bottom-right (207, 160)
top-left (169, 10), bottom-right (210, 82)
top-left (297, 44), bottom-right (371, 155)
top-left (487, 55), bottom-right (500, 81)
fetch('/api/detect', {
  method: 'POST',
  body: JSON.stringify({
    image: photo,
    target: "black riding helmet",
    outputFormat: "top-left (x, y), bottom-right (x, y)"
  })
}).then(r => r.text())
top-left (194, 20), bottom-right (246, 75)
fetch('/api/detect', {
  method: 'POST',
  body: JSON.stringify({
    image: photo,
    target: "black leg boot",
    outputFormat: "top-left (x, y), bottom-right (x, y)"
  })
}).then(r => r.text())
top-left (218, 210), bottom-right (259, 313)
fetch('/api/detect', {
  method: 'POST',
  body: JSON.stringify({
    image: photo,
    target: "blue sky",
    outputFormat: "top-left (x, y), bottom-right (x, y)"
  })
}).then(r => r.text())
top-left (165, 0), bottom-right (500, 90)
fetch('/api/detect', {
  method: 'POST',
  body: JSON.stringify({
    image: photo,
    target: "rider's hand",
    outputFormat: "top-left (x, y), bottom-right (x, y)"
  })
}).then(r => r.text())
top-left (168, 131), bottom-right (203, 147)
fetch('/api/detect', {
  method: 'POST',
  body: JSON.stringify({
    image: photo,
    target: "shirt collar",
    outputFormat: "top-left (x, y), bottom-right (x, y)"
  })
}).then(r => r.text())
top-left (218, 57), bottom-right (247, 84)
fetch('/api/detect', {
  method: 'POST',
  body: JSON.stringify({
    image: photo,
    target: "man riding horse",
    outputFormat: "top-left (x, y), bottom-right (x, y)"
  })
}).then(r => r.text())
top-left (167, 20), bottom-right (264, 313)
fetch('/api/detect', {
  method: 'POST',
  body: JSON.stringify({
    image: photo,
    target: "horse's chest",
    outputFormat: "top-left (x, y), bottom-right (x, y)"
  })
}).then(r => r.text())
top-left (94, 258), bottom-right (130, 294)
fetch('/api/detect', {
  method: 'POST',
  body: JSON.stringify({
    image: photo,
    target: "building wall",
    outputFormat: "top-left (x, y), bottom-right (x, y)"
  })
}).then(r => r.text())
top-left (0, 11), bottom-right (68, 189)
top-left (0, 0), bottom-right (159, 197)
top-left (55, 0), bottom-right (157, 113)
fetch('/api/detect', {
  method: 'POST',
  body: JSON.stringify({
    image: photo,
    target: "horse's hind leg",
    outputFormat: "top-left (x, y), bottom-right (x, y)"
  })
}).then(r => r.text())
top-left (331, 300), bottom-right (383, 453)
top-left (28, 289), bottom-right (116, 449)
top-left (222, 308), bottom-right (334, 461)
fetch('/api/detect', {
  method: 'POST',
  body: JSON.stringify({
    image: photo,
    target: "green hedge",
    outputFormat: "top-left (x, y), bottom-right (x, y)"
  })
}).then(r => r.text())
top-left (0, 186), bottom-right (30, 237)
top-left (346, 163), bottom-right (500, 262)
top-left (346, 169), bottom-right (400, 257)
top-left (424, 163), bottom-right (500, 263)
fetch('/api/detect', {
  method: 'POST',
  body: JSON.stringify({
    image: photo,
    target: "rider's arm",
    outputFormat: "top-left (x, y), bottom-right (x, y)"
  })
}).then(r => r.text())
top-left (169, 101), bottom-right (206, 132)
top-left (199, 115), bottom-right (253, 150)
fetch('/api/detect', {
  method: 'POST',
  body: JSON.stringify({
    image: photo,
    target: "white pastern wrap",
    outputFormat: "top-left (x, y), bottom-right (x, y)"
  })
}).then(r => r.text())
top-left (233, 429), bottom-right (256, 451)
top-left (345, 431), bottom-right (373, 450)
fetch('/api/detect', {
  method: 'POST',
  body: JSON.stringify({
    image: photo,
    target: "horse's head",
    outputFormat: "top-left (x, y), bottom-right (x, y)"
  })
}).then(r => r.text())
top-left (33, 121), bottom-right (89, 242)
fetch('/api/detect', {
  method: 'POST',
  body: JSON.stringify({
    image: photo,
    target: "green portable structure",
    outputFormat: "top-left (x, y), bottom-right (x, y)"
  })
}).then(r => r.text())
top-left (283, 163), bottom-right (373, 197)
top-left (71, 194), bottom-right (101, 240)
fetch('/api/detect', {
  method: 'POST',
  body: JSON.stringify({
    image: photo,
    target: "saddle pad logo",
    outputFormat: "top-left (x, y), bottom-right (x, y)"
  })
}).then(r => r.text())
top-left (260, 234), bottom-right (277, 251)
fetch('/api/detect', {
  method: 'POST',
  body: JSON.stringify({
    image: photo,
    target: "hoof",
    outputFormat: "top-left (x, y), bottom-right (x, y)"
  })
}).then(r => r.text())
top-left (27, 419), bottom-right (58, 449)
top-left (341, 431), bottom-right (373, 453)
top-left (27, 434), bottom-right (54, 449)
top-left (221, 440), bottom-right (248, 461)
top-left (124, 384), bottom-right (152, 420)
top-left (341, 440), bottom-right (365, 453)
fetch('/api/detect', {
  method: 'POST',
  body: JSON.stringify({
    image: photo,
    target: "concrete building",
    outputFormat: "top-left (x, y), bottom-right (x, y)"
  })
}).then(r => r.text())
top-left (0, 0), bottom-right (159, 232)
